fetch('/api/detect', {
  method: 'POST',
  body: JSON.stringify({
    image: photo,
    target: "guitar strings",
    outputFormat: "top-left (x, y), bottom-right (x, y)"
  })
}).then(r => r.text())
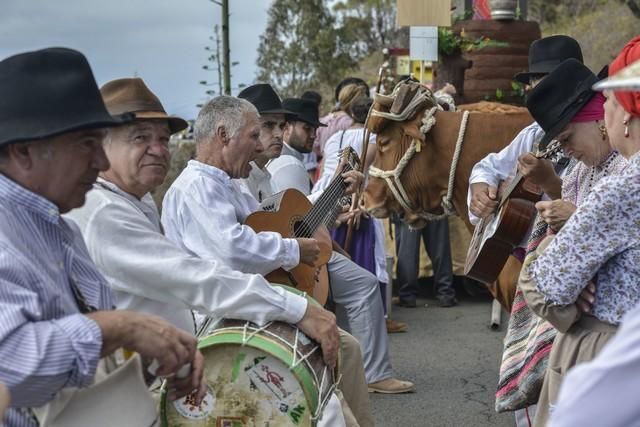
top-left (295, 175), bottom-right (347, 238)
top-left (294, 161), bottom-right (353, 238)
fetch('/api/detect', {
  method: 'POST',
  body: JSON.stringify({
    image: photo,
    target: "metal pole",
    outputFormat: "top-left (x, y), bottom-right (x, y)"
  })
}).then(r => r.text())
top-left (518, 0), bottom-right (528, 20)
top-left (221, 0), bottom-right (231, 95)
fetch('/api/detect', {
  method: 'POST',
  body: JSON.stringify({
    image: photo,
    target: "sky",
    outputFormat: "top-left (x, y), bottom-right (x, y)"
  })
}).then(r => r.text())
top-left (0, 0), bottom-right (272, 120)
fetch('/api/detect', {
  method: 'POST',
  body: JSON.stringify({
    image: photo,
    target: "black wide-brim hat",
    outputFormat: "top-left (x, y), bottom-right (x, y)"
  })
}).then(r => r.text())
top-left (0, 47), bottom-right (132, 146)
top-left (526, 58), bottom-right (599, 149)
top-left (282, 98), bottom-right (327, 127)
top-left (238, 83), bottom-right (295, 115)
top-left (514, 35), bottom-right (584, 84)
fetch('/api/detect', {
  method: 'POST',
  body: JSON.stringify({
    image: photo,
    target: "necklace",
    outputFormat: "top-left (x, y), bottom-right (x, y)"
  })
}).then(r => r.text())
top-left (588, 151), bottom-right (619, 188)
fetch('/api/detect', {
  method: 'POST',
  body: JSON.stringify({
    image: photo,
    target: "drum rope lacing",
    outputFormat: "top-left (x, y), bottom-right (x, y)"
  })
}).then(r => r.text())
top-left (368, 101), bottom-right (470, 222)
top-left (237, 314), bottom-right (340, 422)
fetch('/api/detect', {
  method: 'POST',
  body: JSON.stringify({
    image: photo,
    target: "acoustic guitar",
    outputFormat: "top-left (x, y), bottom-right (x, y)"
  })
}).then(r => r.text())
top-left (244, 147), bottom-right (360, 304)
top-left (464, 140), bottom-right (562, 284)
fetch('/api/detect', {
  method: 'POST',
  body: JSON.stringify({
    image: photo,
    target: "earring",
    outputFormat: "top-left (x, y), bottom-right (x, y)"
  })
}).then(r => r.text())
top-left (624, 119), bottom-right (630, 138)
top-left (599, 124), bottom-right (607, 141)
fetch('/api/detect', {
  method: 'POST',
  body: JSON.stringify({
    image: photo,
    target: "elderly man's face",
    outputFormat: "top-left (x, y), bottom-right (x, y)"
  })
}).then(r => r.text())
top-left (103, 120), bottom-right (171, 197)
top-left (224, 111), bottom-right (262, 178)
top-left (31, 128), bottom-right (110, 213)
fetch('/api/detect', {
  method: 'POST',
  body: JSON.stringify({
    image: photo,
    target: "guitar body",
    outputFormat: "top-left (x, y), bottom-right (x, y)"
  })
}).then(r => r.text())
top-left (245, 189), bottom-right (332, 304)
top-left (464, 196), bottom-right (537, 284)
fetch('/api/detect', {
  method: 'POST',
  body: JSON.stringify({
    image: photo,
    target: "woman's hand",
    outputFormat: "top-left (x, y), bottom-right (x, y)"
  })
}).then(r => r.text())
top-left (535, 200), bottom-right (577, 231)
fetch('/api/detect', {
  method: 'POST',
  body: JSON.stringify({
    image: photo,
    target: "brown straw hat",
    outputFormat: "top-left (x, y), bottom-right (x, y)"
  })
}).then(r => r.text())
top-left (100, 78), bottom-right (188, 134)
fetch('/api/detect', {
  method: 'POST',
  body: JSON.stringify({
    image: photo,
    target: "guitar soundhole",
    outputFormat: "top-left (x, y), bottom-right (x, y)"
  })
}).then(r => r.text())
top-left (293, 219), bottom-right (313, 238)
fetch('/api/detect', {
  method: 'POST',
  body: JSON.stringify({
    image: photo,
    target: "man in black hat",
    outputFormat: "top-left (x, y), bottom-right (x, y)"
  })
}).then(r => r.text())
top-left (267, 98), bottom-right (416, 395)
top-left (237, 83), bottom-right (375, 426)
top-left (0, 48), bottom-right (205, 426)
top-left (235, 83), bottom-right (292, 202)
top-left (468, 35), bottom-right (584, 224)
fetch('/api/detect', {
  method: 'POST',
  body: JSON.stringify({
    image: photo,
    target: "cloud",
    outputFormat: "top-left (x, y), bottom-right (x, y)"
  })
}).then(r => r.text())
top-left (0, 0), bottom-right (272, 120)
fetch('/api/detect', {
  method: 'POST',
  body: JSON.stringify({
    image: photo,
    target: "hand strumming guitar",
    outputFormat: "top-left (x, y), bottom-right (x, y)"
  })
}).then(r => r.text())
top-left (517, 153), bottom-right (562, 199)
top-left (296, 237), bottom-right (320, 266)
top-left (469, 182), bottom-right (499, 219)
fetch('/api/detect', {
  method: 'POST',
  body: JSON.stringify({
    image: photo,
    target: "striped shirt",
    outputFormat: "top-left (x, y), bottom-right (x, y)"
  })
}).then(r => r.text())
top-left (0, 174), bottom-right (110, 426)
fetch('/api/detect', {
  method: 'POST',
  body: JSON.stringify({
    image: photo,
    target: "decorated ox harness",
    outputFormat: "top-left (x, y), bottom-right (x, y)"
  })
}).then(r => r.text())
top-left (368, 85), bottom-right (470, 221)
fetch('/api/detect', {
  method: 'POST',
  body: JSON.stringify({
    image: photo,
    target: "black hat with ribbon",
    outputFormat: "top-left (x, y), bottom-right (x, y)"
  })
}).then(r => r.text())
top-left (526, 58), bottom-right (598, 149)
top-left (514, 35), bottom-right (584, 84)
top-left (238, 83), bottom-right (295, 115)
top-left (282, 98), bottom-right (327, 127)
top-left (0, 47), bottom-right (132, 146)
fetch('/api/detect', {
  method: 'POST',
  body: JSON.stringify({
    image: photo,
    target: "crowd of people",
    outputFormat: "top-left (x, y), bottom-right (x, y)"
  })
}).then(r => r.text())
top-left (470, 35), bottom-right (640, 426)
top-left (0, 27), bottom-right (638, 427)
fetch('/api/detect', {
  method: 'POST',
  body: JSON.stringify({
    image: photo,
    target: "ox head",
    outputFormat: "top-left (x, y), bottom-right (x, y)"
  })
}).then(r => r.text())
top-left (363, 82), bottom-right (448, 228)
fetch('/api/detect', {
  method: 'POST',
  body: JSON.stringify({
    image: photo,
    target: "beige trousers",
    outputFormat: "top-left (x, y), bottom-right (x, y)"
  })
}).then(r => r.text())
top-left (338, 329), bottom-right (375, 427)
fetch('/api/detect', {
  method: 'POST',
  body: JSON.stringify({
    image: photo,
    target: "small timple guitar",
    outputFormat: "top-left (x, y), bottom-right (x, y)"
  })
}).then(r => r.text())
top-left (244, 147), bottom-right (361, 304)
top-left (464, 140), bottom-right (562, 284)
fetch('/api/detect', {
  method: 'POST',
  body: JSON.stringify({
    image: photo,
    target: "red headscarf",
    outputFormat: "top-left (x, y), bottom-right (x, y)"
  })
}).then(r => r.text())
top-left (571, 92), bottom-right (605, 122)
top-left (609, 36), bottom-right (640, 117)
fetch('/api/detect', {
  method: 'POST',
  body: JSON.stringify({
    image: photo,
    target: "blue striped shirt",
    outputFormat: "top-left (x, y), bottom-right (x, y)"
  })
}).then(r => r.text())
top-left (0, 174), bottom-right (111, 426)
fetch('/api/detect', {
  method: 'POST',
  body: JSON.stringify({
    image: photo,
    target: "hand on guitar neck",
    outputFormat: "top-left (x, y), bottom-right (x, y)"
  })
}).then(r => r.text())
top-left (517, 153), bottom-right (562, 199)
top-left (333, 158), bottom-right (364, 195)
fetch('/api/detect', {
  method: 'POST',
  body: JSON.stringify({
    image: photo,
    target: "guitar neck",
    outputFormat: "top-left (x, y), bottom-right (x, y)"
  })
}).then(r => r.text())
top-left (497, 172), bottom-right (525, 209)
top-left (296, 164), bottom-right (352, 237)
top-left (497, 142), bottom-right (561, 208)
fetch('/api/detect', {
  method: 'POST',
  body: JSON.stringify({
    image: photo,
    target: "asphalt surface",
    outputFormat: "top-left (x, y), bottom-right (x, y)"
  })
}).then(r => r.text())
top-left (369, 289), bottom-right (514, 427)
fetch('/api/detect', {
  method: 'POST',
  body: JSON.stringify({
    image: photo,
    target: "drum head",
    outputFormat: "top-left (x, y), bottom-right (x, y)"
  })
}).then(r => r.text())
top-left (161, 320), bottom-right (331, 427)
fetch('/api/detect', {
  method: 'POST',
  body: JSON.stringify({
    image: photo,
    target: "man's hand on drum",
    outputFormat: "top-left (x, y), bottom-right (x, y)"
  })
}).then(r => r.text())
top-left (469, 182), bottom-right (499, 219)
top-left (86, 311), bottom-right (207, 401)
top-left (297, 238), bottom-right (320, 266)
top-left (297, 304), bottom-right (340, 369)
top-left (517, 153), bottom-right (562, 198)
top-left (165, 350), bottom-right (208, 403)
top-left (535, 199), bottom-right (577, 231)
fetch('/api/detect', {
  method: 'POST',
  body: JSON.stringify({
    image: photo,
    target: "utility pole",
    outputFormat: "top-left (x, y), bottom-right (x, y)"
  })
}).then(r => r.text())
top-left (221, 0), bottom-right (231, 95)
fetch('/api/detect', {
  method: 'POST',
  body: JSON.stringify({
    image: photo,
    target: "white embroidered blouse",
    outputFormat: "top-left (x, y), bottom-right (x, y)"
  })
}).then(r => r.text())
top-left (529, 153), bottom-right (640, 325)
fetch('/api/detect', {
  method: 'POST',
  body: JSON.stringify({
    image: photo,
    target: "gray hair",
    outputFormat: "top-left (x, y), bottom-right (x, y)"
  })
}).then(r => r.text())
top-left (194, 96), bottom-right (258, 144)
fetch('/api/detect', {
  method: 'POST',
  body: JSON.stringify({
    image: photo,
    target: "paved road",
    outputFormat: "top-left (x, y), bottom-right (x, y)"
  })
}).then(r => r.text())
top-left (370, 292), bottom-right (514, 427)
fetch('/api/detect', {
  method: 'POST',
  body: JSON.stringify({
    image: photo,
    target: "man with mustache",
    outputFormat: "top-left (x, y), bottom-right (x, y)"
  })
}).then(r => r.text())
top-left (65, 78), bottom-right (347, 426)
top-left (0, 49), bottom-right (203, 427)
top-left (236, 88), bottom-right (414, 396)
top-left (237, 83), bottom-right (375, 426)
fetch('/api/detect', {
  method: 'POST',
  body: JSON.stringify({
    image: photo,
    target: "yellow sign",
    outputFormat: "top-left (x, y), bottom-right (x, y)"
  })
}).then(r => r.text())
top-left (411, 60), bottom-right (433, 83)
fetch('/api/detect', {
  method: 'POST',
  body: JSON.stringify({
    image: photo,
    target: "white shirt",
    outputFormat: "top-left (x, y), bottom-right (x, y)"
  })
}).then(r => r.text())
top-left (311, 128), bottom-right (389, 284)
top-left (267, 143), bottom-right (321, 203)
top-left (550, 302), bottom-right (640, 427)
top-left (312, 128), bottom-right (375, 193)
top-left (162, 160), bottom-right (301, 277)
top-left (66, 178), bottom-right (307, 332)
top-left (466, 121), bottom-right (544, 225)
top-left (238, 161), bottom-right (275, 203)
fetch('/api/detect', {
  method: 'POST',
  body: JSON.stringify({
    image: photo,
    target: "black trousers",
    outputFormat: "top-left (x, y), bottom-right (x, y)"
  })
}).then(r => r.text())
top-left (394, 217), bottom-right (455, 303)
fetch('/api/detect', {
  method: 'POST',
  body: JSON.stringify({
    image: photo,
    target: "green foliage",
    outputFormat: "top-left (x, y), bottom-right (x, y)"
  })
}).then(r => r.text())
top-left (256, 0), bottom-right (358, 98)
top-left (256, 0), bottom-right (397, 101)
top-left (493, 82), bottom-right (524, 103)
top-left (437, 27), bottom-right (509, 56)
